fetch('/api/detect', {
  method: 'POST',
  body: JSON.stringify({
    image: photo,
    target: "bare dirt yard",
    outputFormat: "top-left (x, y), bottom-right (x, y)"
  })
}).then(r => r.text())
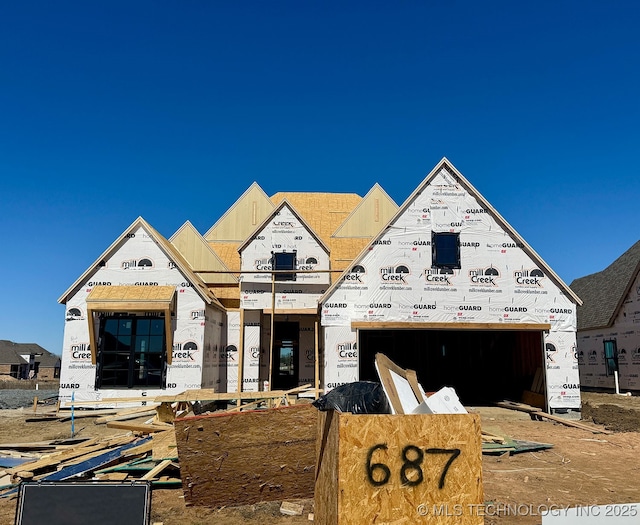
top-left (0, 391), bottom-right (639, 525)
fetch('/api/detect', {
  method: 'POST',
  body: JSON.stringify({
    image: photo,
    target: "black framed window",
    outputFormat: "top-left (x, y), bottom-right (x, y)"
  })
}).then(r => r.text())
top-left (96, 315), bottom-right (166, 389)
top-left (432, 232), bottom-right (461, 269)
top-left (272, 251), bottom-right (296, 281)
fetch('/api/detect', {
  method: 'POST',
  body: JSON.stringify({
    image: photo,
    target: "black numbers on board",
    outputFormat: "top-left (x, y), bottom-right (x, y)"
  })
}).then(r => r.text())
top-left (366, 444), bottom-right (461, 489)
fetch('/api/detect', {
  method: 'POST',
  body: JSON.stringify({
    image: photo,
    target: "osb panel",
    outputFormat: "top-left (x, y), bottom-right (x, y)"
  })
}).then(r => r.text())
top-left (152, 429), bottom-right (178, 460)
top-left (208, 242), bottom-right (241, 273)
top-left (328, 238), bottom-right (372, 270)
top-left (175, 404), bottom-right (317, 508)
top-left (86, 285), bottom-right (176, 302)
top-left (270, 193), bottom-right (362, 241)
top-left (208, 285), bottom-right (240, 301)
top-left (315, 412), bottom-right (484, 525)
top-left (315, 411), bottom-right (341, 525)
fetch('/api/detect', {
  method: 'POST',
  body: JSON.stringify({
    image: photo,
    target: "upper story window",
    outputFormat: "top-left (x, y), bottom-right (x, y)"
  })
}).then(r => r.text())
top-left (272, 251), bottom-right (296, 281)
top-left (432, 232), bottom-right (460, 269)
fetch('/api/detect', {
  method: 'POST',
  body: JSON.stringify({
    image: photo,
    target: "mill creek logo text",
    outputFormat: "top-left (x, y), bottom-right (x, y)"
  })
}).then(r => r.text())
top-left (424, 268), bottom-right (455, 285)
top-left (468, 266), bottom-right (500, 286)
top-left (514, 268), bottom-right (545, 286)
top-left (121, 258), bottom-right (154, 270)
top-left (379, 265), bottom-right (409, 282)
top-left (172, 342), bottom-right (198, 360)
top-left (342, 265), bottom-right (366, 283)
top-left (70, 343), bottom-right (92, 360)
top-left (336, 341), bottom-right (357, 359)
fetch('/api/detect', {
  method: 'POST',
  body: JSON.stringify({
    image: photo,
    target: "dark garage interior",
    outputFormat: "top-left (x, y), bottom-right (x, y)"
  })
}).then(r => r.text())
top-left (358, 329), bottom-right (544, 406)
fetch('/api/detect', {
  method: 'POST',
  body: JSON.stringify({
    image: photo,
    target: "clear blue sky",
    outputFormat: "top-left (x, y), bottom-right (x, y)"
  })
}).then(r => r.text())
top-left (1, 1), bottom-right (639, 356)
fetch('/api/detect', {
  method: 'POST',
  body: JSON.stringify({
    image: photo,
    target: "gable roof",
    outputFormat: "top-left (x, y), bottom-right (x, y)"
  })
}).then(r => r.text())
top-left (320, 157), bottom-right (583, 305)
top-left (170, 221), bottom-right (237, 284)
top-left (58, 217), bottom-right (224, 310)
top-left (237, 198), bottom-right (331, 255)
top-left (0, 341), bottom-right (60, 366)
top-left (206, 186), bottom-right (375, 275)
top-left (332, 183), bottom-right (398, 238)
top-left (204, 182), bottom-right (275, 242)
top-left (570, 240), bottom-right (640, 331)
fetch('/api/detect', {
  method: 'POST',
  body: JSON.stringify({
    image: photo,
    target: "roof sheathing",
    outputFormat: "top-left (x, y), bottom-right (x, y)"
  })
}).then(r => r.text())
top-left (270, 192), bottom-right (362, 243)
top-left (570, 240), bottom-right (640, 331)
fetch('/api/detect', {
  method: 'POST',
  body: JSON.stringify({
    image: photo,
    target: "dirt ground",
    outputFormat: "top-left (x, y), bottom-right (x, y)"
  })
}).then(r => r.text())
top-left (0, 391), bottom-right (639, 525)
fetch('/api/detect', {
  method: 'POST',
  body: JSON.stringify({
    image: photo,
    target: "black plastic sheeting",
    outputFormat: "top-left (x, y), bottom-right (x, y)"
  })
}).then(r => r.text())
top-left (312, 381), bottom-right (391, 414)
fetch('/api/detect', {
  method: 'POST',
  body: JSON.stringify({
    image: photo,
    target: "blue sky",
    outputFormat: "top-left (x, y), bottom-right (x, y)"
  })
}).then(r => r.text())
top-left (1, 1), bottom-right (639, 355)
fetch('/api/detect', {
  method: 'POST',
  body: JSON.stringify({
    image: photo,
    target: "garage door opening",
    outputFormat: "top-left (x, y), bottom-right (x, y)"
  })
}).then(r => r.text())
top-left (358, 329), bottom-right (544, 406)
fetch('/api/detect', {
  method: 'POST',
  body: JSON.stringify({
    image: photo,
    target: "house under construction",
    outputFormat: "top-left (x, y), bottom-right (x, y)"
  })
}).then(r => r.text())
top-left (58, 158), bottom-right (582, 414)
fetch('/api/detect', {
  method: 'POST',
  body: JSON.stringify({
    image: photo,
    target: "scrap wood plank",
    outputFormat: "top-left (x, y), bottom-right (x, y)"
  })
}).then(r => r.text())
top-left (496, 400), bottom-right (612, 434)
top-left (535, 411), bottom-right (613, 434)
top-left (155, 384), bottom-right (312, 404)
top-left (39, 436), bottom-right (152, 481)
top-left (496, 400), bottom-right (542, 413)
top-left (151, 430), bottom-right (177, 461)
top-left (121, 438), bottom-right (155, 459)
top-left (95, 406), bottom-right (160, 425)
top-left (481, 430), bottom-right (506, 444)
top-left (4, 437), bottom-right (105, 475)
top-left (105, 421), bottom-right (175, 434)
top-left (141, 459), bottom-right (173, 480)
top-left (0, 437), bottom-right (92, 452)
top-left (57, 408), bottom-right (121, 421)
top-left (65, 397), bottom-right (154, 406)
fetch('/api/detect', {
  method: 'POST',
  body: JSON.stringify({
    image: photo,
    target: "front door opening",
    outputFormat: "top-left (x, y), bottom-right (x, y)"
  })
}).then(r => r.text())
top-left (271, 321), bottom-right (299, 390)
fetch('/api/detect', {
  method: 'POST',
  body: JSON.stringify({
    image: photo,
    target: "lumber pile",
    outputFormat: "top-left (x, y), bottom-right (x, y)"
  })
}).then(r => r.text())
top-left (0, 385), bottom-right (316, 499)
top-left (0, 428), bottom-right (181, 496)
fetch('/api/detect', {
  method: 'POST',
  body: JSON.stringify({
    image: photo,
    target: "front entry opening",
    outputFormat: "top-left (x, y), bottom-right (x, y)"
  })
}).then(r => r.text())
top-left (271, 321), bottom-right (299, 390)
top-left (359, 329), bottom-right (543, 406)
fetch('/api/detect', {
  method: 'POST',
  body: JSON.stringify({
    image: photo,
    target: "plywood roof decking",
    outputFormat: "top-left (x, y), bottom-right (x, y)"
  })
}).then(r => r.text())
top-left (327, 237), bottom-right (372, 271)
top-left (86, 285), bottom-right (176, 305)
top-left (270, 192), bottom-right (363, 242)
top-left (205, 189), bottom-right (383, 285)
top-left (207, 242), bottom-right (242, 274)
top-left (570, 239), bottom-right (640, 331)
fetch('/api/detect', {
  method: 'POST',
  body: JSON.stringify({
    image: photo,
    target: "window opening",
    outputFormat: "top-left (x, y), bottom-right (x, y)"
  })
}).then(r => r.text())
top-left (272, 251), bottom-right (297, 281)
top-left (432, 232), bottom-right (461, 269)
top-left (603, 339), bottom-right (618, 377)
top-left (96, 315), bottom-right (166, 389)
